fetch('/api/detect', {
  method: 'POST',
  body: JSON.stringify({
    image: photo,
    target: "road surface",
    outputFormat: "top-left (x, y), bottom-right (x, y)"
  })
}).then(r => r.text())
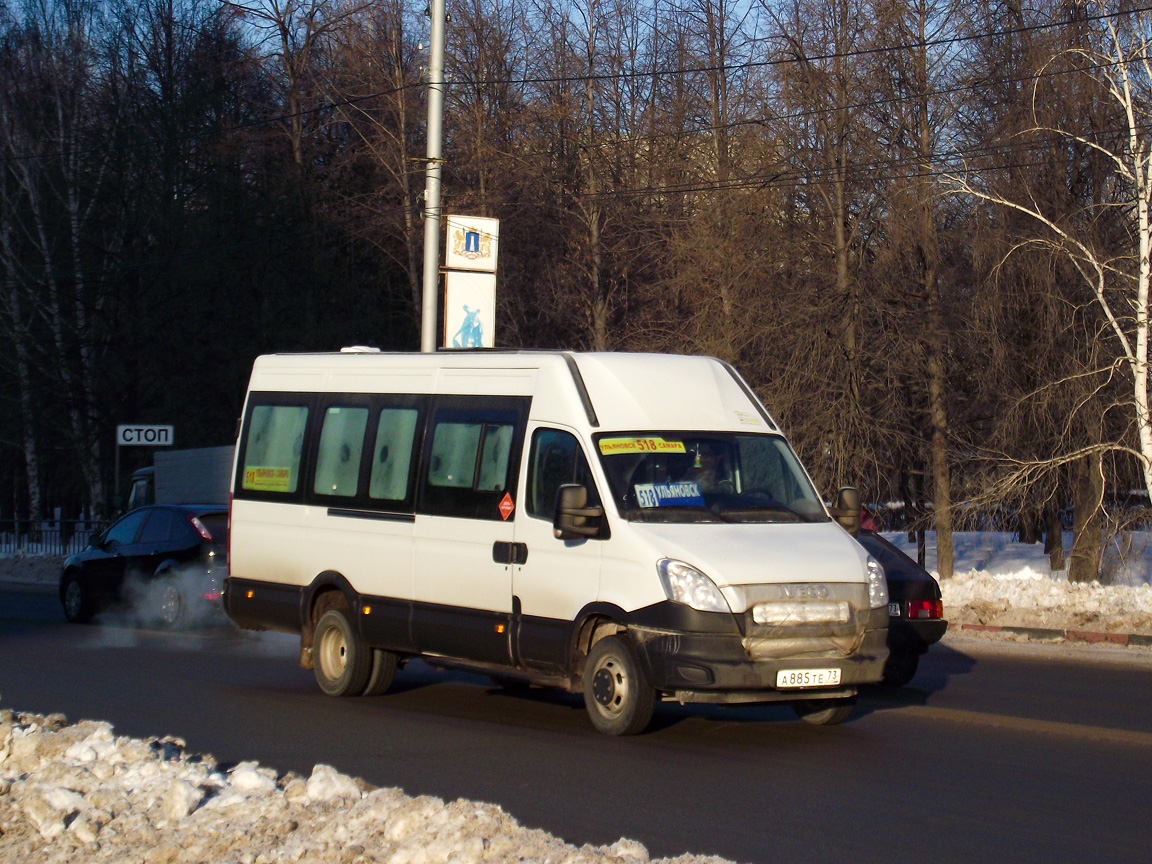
top-left (2, 588), bottom-right (1150, 864)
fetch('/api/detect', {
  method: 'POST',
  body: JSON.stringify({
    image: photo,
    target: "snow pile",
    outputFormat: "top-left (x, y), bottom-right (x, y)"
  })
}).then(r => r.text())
top-left (0, 708), bottom-right (727, 864)
top-left (941, 569), bottom-right (1152, 633)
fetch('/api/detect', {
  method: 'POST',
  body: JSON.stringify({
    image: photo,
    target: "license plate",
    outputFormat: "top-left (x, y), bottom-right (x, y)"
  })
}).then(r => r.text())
top-left (889, 602), bottom-right (901, 616)
top-left (776, 668), bottom-right (841, 689)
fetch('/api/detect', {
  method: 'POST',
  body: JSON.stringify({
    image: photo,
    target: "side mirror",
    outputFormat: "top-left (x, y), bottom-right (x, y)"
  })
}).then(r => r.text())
top-left (830, 486), bottom-right (861, 536)
top-left (554, 484), bottom-right (605, 540)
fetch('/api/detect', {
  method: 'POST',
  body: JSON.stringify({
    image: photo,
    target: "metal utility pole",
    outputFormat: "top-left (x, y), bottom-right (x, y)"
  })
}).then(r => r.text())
top-left (420, 0), bottom-right (446, 353)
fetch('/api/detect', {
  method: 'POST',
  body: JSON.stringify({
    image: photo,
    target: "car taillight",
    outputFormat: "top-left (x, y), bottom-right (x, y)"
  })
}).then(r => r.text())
top-left (907, 599), bottom-right (943, 619)
top-left (189, 515), bottom-right (214, 542)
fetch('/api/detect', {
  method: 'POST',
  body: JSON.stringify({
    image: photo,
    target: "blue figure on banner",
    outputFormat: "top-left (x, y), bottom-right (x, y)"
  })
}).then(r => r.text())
top-left (453, 305), bottom-right (484, 348)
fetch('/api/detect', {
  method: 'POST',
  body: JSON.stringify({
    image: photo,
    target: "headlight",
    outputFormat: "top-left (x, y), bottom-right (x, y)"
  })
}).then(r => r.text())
top-left (866, 555), bottom-right (888, 609)
top-left (657, 559), bottom-right (731, 613)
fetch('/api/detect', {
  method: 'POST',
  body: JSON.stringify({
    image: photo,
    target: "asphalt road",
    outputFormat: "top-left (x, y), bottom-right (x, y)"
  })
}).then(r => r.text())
top-left (2, 587), bottom-right (1151, 864)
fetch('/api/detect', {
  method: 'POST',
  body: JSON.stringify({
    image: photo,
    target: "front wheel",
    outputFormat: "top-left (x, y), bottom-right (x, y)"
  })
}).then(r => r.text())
top-left (313, 608), bottom-right (371, 697)
top-left (582, 635), bottom-right (656, 736)
top-left (61, 571), bottom-right (95, 624)
top-left (793, 696), bottom-right (856, 726)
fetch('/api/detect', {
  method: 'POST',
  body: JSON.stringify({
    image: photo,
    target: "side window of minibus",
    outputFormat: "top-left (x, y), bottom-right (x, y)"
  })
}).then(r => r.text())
top-left (419, 396), bottom-right (528, 520)
top-left (527, 429), bottom-right (600, 518)
top-left (369, 407), bottom-right (419, 502)
top-left (240, 403), bottom-right (309, 495)
top-left (428, 421), bottom-right (514, 490)
top-left (313, 406), bottom-right (369, 498)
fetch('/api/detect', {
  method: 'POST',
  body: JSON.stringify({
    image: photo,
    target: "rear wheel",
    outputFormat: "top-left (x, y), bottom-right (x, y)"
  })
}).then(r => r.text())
top-left (361, 648), bottom-right (400, 696)
top-left (155, 579), bottom-right (185, 629)
top-left (313, 608), bottom-right (371, 697)
top-left (61, 572), bottom-right (94, 624)
top-left (582, 635), bottom-right (656, 736)
top-left (881, 649), bottom-right (920, 687)
top-left (793, 696), bottom-right (856, 726)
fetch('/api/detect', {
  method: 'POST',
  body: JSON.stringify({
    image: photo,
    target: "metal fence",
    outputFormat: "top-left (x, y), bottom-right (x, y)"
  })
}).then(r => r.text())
top-left (0, 519), bottom-right (105, 558)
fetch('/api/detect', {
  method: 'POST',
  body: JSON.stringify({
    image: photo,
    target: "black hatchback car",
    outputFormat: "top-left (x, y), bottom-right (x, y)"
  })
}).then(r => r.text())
top-left (855, 530), bottom-right (948, 686)
top-left (59, 504), bottom-right (228, 628)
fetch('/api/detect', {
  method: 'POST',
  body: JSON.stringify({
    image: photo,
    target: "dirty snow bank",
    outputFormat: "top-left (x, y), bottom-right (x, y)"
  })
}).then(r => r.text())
top-left (0, 709), bottom-right (729, 864)
top-left (940, 569), bottom-right (1152, 634)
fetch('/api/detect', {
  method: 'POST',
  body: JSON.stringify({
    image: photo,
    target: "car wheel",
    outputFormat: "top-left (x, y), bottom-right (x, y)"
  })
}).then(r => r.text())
top-left (582, 635), bottom-right (656, 736)
top-left (881, 649), bottom-right (920, 687)
top-left (793, 696), bottom-right (856, 726)
top-left (361, 648), bottom-right (400, 696)
top-left (61, 571), bottom-right (94, 624)
top-left (313, 608), bottom-right (371, 697)
top-left (155, 579), bottom-right (185, 629)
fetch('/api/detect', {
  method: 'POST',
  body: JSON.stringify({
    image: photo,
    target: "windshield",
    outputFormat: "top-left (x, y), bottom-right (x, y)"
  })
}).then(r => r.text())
top-left (595, 432), bottom-right (829, 524)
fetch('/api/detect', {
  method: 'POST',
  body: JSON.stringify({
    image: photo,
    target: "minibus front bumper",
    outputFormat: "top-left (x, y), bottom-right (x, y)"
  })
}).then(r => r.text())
top-left (627, 606), bottom-right (889, 704)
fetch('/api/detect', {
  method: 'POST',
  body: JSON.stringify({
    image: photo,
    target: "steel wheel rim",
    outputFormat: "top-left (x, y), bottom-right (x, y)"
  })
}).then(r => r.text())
top-left (159, 585), bottom-right (181, 625)
top-left (318, 624), bottom-right (349, 680)
top-left (63, 580), bottom-right (82, 619)
top-left (591, 656), bottom-right (628, 716)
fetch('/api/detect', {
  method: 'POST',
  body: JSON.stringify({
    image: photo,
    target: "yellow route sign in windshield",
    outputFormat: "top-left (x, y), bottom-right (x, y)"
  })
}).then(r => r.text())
top-left (598, 437), bottom-right (686, 455)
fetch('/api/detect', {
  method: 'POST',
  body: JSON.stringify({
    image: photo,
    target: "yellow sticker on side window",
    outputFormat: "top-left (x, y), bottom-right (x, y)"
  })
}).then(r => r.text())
top-left (598, 437), bottom-right (687, 455)
top-left (243, 466), bottom-right (292, 492)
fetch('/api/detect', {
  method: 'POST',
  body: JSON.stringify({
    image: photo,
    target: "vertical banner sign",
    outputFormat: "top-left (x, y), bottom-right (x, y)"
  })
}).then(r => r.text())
top-left (444, 271), bottom-right (496, 348)
top-left (443, 215), bottom-right (499, 349)
top-left (445, 216), bottom-right (499, 272)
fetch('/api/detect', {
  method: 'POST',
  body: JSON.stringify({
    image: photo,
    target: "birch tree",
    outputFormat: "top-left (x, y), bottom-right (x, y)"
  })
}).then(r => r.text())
top-left (947, 2), bottom-right (1152, 550)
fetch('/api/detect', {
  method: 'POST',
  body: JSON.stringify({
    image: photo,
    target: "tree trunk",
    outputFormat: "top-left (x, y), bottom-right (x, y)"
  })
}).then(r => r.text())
top-left (1044, 503), bottom-right (1065, 571)
top-left (1069, 451), bottom-right (1103, 583)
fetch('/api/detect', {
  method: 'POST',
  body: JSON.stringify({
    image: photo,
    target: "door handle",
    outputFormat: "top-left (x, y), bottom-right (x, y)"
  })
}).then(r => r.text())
top-left (492, 541), bottom-right (528, 565)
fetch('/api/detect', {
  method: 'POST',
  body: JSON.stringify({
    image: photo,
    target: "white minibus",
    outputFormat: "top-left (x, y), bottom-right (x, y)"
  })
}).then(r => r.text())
top-left (225, 350), bottom-right (888, 734)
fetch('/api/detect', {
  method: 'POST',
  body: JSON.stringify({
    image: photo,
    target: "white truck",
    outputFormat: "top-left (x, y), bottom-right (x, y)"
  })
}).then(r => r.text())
top-left (126, 446), bottom-right (234, 510)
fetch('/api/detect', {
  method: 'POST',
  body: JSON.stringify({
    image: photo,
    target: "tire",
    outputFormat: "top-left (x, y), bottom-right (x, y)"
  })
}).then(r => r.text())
top-left (361, 648), bottom-right (399, 697)
top-left (61, 571), bottom-right (94, 624)
top-left (793, 696), bottom-right (857, 726)
top-left (881, 649), bottom-right (920, 687)
top-left (582, 635), bottom-right (656, 736)
top-left (313, 608), bottom-right (372, 697)
top-left (155, 578), bottom-right (185, 629)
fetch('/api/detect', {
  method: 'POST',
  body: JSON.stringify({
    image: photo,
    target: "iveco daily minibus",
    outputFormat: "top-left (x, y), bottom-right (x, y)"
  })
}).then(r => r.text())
top-left (224, 350), bottom-right (888, 734)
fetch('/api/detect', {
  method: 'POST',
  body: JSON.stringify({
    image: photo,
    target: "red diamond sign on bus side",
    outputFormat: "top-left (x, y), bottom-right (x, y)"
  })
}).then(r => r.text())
top-left (499, 493), bottom-right (515, 521)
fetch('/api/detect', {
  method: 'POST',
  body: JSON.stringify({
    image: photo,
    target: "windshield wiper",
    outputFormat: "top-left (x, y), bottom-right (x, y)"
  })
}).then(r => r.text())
top-left (621, 506), bottom-right (725, 523)
top-left (718, 504), bottom-right (813, 522)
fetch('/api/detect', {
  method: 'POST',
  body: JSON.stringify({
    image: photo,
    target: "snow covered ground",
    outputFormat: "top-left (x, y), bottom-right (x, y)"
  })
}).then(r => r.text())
top-left (3, 531), bottom-right (1152, 863)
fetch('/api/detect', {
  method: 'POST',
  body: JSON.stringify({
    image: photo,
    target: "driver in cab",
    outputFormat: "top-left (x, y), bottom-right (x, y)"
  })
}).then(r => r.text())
top-left (689, 442), bottom-right (732, 493)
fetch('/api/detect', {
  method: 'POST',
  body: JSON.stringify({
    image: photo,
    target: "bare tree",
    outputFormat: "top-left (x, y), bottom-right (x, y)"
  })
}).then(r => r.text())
top-left (324, 0), bottom-right (424, 326)
top-left (0, 0), bottom-right (121, 518)
top-left (224, 0), bottom-right (368, 169)
top-left (948, 1), bottom-right (1152, 578)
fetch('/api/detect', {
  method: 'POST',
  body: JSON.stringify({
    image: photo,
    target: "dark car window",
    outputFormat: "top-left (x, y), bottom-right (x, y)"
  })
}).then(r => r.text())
top-left (139, 509), bottom-right (175, 544)
top-left (103, 509), bottom-right (149, 547)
